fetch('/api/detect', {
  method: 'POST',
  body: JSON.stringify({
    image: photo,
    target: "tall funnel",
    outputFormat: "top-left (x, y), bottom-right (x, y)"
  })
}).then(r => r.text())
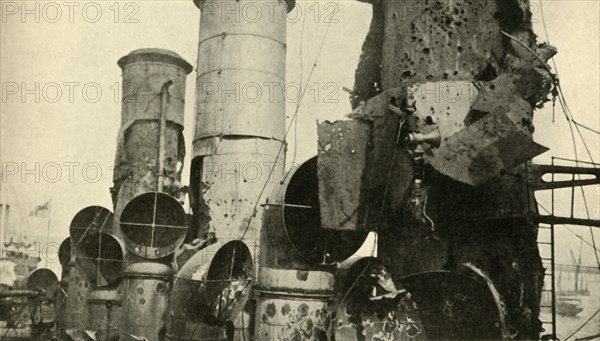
top-left (113, 49), bottom-right (193, 221)
top-left (191, 0), bottom-right (294, 250)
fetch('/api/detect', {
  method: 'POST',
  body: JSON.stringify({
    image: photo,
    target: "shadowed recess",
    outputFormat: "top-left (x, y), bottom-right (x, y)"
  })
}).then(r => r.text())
top-left (283, 157), bottom-right (368, 265)
top-left (69, 206), bottom-right (114, 245)
top-left (120, 192), bottom-right (188, 259)
top-left (75, 231), bottom-right (125, 287)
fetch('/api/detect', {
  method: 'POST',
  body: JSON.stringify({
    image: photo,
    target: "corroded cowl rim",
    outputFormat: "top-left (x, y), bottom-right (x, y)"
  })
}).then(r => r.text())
top-left (193, 0), bottom-right (296, 13)
top-left (117, 48), bottom-right (193, 74)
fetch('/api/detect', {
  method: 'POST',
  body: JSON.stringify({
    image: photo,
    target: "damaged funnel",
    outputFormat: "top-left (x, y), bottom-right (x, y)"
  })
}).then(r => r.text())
top-left (113, 48), bottom-right (192, 219)
top-left (165, 240), bottom-right (253, 340)
top-left (119, 192), bottom-right (188, 259)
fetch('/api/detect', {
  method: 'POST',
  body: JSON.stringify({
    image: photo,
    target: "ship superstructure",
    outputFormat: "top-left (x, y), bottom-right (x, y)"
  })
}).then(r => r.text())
top-left (1, 1), bottom-right (599, 341)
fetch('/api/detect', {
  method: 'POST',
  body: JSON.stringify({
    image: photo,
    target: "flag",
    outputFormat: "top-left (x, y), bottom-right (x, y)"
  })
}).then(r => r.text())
top-left (29, 201), bottom-right (50, 218)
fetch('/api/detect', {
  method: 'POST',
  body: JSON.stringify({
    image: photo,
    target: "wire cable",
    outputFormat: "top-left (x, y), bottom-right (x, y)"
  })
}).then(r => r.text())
top-left (538, 203), bottom-right (600, 254)
top-left (290, 12), bottom-right (308, 170)
top-left (537, 0), bottom-right (600, 269)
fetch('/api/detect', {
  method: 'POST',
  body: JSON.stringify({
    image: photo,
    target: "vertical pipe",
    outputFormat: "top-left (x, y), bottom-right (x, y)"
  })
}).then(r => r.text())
top-left (550, 157), bottom-right (556, 338)
top-left (158, 81), bottom-right (173, 193)
top-left (0, 204), bottom-right (9, 255)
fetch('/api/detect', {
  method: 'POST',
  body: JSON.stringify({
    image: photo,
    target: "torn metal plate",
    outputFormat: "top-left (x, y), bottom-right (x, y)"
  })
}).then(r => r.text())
top-left (317, 120), bottom-right (370, 231)
top-left (426, 112), bottom-right (548, 186)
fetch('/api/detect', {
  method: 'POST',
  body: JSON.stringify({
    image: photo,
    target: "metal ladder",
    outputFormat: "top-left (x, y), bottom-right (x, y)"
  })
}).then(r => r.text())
top-left (538, 222), bottom-right (557, 339)
top-left (530, 157), bottom-right (600, 340)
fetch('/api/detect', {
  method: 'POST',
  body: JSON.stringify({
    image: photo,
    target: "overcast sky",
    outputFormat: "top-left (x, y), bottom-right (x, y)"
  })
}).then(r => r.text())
top-left (1, 0), bottom-right (598, 268)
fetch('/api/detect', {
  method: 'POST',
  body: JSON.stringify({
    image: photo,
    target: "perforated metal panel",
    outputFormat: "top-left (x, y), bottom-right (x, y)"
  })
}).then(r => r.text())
top-left (69, 206), bottom-right (114, 245)
top-left (119, 192), bottom-right (188, 259)
top-left (75, 232), bottom-right (125, 287)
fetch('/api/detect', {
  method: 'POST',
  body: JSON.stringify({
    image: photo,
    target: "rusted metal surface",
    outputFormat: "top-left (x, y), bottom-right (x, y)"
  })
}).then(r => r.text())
top-left (317, 120), bottom-right (370, 231)
top-left (60, 262), bottom-right (92, 340)
top-left (113, 48), bottom-right (192, 221)
top-left (406, 82), bottom-right (478, 143)
top-left (113, 120), bottom-right (187, 222)
top-left (75, 232), bottom-right (126, 287)
top-left (350, 0), bottom-right (384, 109)
top-left (381, 0), bottom-right (503, 88)
top-left (119, 192), bottom-right (188, 259)
top-left (347, 89), bottom-right (416, 228)
top-left (121, 262), bottom-right (172, 341)
top-left (334, 257), bottom-right (425, 341)
top-left (191, 138), bottom-right (285, 264)
top-left (165, 240), bottom-right (252, 341)
top-left (421, 77), bottom-right (548, 186)
top-left (255, 267), bottom-right (334, 341)
top-left (87, 287), bottom-right (123, 341)
top-left (427, 113), bottom-right (547, 186)
top-left (364, 111), bottom-right (415, 228)
top-left (317, 88), bottom-right (415, 230)
top-left (69, 206), bottom-right (114, 244)
top-left (401, 270), bottom-right (506, 340)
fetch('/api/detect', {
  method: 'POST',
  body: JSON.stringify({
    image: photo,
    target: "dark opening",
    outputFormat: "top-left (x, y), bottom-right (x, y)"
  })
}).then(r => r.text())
top-left (26, 268), bottom-right (58, 298)
top-left (69, 206), bottom-right (113, 244)
top-left (75, 232), bottom-right (124, 287)
top-left (120, 192), bottom-right (188, 259)
top-left (205, 241), bottom-right (253, 320)
top-left (58, 237), bottom-right (72, 267)
top-left (283, 157), bottom-right (368, 264)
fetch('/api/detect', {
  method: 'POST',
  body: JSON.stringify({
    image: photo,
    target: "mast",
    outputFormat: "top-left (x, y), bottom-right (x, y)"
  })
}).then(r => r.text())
top-left (0, 204), bottom-right (8, 256)
top-left (44, 200), bottom-right (52, 267)
top-left (558, 269), bottom-right (562, 292)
